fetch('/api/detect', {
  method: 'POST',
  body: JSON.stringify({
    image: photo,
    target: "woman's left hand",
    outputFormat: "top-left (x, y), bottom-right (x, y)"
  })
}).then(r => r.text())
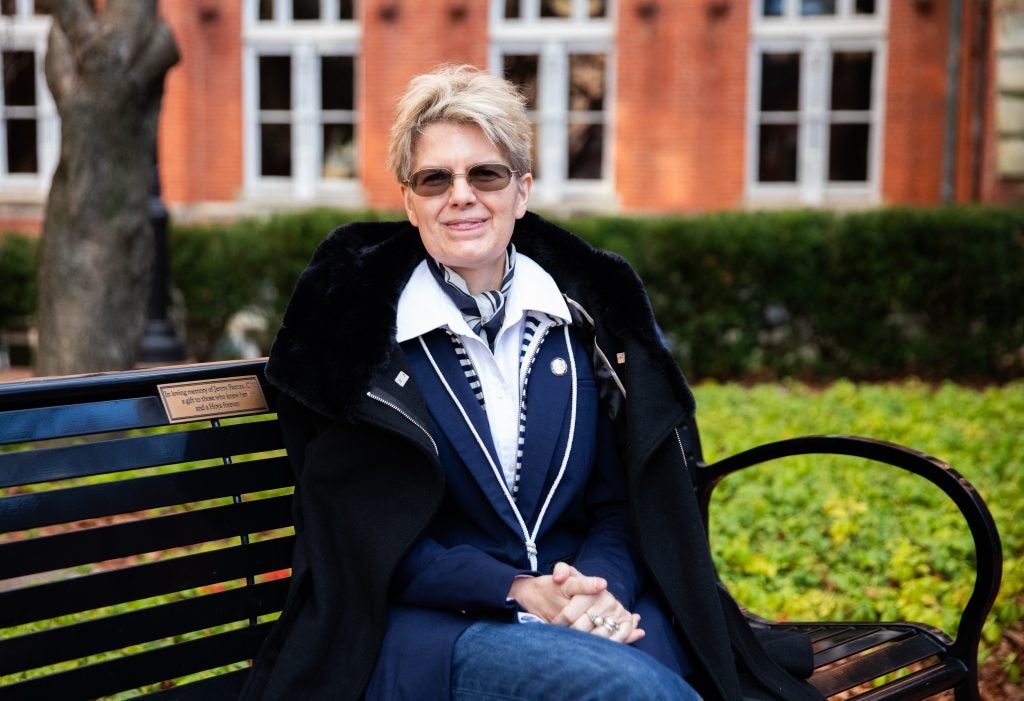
top-left (550, 563), bottom-right (645, 644)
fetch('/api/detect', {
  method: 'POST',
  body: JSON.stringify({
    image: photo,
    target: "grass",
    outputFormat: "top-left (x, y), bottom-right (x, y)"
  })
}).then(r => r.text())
top-left (694, 379), bottom-right (1024, 660)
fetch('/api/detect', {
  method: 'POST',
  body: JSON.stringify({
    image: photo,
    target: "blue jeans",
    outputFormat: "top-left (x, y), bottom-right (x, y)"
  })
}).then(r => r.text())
top-left (451, 621), bottom-right (702, 700)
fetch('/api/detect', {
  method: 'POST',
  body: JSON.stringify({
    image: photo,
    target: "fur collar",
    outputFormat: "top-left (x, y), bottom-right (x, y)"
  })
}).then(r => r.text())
top-left (266, 211), bottom-right (693, 420)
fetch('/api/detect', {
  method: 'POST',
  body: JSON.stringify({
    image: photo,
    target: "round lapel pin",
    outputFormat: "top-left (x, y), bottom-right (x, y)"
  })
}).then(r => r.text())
top-left (550, 358), bottom-right (568, 376)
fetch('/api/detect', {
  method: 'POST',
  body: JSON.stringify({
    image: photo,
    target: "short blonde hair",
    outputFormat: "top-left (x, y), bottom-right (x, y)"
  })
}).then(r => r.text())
top-left (387, 65), bottom-right (532, 182)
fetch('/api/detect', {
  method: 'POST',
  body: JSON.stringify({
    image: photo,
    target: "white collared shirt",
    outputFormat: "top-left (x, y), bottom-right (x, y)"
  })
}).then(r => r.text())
top-left (396, 253), bottom-right (571, 486)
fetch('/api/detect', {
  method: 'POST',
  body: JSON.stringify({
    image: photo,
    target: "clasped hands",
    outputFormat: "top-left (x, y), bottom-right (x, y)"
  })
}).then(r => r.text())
top-left (507, 562), bottom-right (644, 644)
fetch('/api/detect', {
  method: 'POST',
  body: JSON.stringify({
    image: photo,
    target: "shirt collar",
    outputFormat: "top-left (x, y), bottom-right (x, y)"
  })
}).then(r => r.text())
top-left (396, 252), bottom-right (570, 343)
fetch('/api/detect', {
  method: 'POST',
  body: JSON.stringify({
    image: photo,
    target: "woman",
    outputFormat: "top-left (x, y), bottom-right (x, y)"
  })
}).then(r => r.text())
top-left (241, 65), bottom-right (821, 701)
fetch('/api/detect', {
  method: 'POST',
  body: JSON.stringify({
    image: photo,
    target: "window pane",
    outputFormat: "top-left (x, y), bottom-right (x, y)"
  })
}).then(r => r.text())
top-left (322, 56), bottom-right (354, 110)
top-left (541, 0), bottom-right (571, 18)
top-left (829, 123), bottom-right (869, 181)
top-left (33, 0), bottom-right (49, 14)
top-left (293, 0), bottom-right (319, 20)
top-left (503, 54), bottom-right (539, 110)
top-left (339, 0), bottom-right (354, 19)
top-left (800, 0), bottom-right (836, 15)
top-left (760, 53), bottom-right (799, 112)
top-left (758, 124), bottom-right (798, 182)
top-left (569, 53), bottom-right (605, 112)
top-left (259, 0), bottom-right (273, 20)
top-left (588, 0), bottom-right (606, 18)
top-left (3, 51), bottom-right (36, 107)
top-left (854, 0), bottom-right (876, 13)
top-left (259, 56), bottom-right (291, 111)
top-left (762, 0), bottom-right (783, 16)
top-left (6, 119), bottom-right (38, 173)
top-left (1, 0), bottom-right (15, 16)
top-left (261, 123), bottom-right (292, 176)
top-left (831, 52), bottom-right (873, 111)
top-left (568, 123), bottom-right (603, 179)
top-left (504, 0), bottom-right (520, 18)
top-left (323, 123), bottom-right (356, 178)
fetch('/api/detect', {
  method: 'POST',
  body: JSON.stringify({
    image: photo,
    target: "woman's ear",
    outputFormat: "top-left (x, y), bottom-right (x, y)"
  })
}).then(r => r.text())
top-left (514, 172), bottom-right (533, 218)
top-left (400, 184), bottom-right (420, 228)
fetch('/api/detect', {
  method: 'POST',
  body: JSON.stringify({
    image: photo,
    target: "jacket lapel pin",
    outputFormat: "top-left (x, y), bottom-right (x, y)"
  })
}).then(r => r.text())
top-left (550, 358), bottom-right (567, 376)
top-left (395, 371), bottom-right (409, 387)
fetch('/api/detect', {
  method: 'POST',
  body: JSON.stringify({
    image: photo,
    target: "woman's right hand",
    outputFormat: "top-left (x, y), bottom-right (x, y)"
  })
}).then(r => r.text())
top-left (507, 562), bottom-right (607, 622)
top-left (508, 563), bottom-right (644, 644)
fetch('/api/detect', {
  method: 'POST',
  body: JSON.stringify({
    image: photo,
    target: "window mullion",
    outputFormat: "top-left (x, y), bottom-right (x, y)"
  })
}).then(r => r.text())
top-left (295, 45), bottom-right (318, 196)
top-left (323, 0), bottom-right (339, 22)
top-left (541, 44), bottom-right (567, 188)
top-left (801, 41), bottom-right (826, 202)
top-left (276, 0), bottom-right (290, 23)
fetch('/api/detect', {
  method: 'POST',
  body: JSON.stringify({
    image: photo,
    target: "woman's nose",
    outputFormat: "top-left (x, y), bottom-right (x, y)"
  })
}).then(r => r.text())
top-left (448, 173), bottom-right (477, 204)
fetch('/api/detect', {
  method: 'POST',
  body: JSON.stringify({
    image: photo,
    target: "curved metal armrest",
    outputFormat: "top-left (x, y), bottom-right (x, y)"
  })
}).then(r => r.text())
top-left (697, 435), bottom-right (1003, 661)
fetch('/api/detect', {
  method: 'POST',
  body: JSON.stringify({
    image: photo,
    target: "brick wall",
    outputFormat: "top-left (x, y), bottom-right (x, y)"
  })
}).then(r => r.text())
top-left (159, 0), bottom-right (244, 208)
top-left (359, 0), bottom-right (488, 211)
top-left (616, 1), bottom-right (749, 212)
top-left (883, 0), bottom-right (952, 204)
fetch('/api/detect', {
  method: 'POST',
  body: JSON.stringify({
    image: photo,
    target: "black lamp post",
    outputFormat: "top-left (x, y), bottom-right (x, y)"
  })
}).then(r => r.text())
top-left (138, 159), bottom-right (187, 364)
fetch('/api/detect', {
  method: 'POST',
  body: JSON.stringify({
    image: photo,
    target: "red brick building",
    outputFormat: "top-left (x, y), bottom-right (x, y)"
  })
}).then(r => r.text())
top-left (1, 0), bottom-right (1020, 233)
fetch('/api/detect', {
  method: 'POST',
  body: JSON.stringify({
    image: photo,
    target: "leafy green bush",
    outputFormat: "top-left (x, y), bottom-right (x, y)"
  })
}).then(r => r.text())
top-left (0, 233), bottom-right (37, 329)
top-left (170, 222), bottom-right (269, 361)
top-left (695, 380), bottom-right (1024, 651)
top-left (562, 207), bottom-right (1024, 382)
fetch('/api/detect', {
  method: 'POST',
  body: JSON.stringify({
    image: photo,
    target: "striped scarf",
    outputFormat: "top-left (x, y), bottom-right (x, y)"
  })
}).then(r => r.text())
top-left (428, 244), bottom-right (517, 352)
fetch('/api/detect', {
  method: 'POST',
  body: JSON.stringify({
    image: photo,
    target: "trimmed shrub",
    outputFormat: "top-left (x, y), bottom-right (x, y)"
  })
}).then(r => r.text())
top-left (0, 233), bottom-right (37, 330)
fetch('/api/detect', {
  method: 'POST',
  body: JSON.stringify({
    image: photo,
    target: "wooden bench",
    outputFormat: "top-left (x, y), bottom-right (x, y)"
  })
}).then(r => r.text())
top-left (0, 359), bottom-right (1002, 700)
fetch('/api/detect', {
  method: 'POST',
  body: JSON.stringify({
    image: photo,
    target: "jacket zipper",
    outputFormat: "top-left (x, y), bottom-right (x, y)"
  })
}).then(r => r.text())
top-left (673, 427), bottom-right (689, 473)
top-left (366, 391), bottom-right (439, 457)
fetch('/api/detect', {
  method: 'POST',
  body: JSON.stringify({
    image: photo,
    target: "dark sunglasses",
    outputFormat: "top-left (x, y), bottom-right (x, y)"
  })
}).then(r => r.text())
top-left (404, 163), bottom-right (519, 197)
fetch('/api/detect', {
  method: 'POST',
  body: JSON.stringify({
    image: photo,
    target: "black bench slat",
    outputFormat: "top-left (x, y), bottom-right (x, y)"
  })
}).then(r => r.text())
top-left (810, 631), bottom-right (947, 696)
top-left (0, 420), bottom-right (284, 489)
top-left (849, 660), bottom-right (968, 701)
top-left (0, 397), bottom-right (171, 444)
top-left (813, 627), bottom-right (909, 666)
top-left (0, 492), bottom-right (293, 580)
top-left (0, 621), bottom-right (272, 701)
top-left (0, 578), bottom-right (289, 676)
top-left (0, 536), bottom-right (294, 628)
top-left (146, 667), bottom-right (252, 699)
top-left (0, 455), bottom-right (291, 533)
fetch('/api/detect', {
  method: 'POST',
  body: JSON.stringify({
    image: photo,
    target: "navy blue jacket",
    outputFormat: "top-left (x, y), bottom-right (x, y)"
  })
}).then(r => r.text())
top-left (241, 213), bottom-right (821, 701)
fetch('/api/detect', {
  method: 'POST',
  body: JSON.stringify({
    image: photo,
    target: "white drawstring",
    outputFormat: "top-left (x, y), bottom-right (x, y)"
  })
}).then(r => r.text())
top-left (418, 325), bottom-right (577, 571)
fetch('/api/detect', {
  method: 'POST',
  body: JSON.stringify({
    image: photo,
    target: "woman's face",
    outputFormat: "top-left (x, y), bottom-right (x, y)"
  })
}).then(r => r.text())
top-left (402, 122), bottom-right (532, 294)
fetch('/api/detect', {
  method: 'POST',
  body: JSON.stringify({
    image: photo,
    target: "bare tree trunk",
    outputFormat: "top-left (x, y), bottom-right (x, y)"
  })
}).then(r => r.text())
top-left (36, 0), bottom-right (179, 376)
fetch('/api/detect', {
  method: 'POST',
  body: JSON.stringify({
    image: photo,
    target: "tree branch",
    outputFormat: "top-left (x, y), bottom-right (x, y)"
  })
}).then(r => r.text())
top-left (44, 19), bottom-right (77, 105)
top-left (48, 0), bottom-right (97, 53)
top-left (129, 21), bottom-right (180, 91)
top-left (105, 0), bottom-right (157, 56)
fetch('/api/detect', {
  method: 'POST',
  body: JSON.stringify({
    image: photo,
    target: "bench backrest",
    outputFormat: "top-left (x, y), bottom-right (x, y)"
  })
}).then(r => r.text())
top-left (0, 360), bottom-right (291, 699)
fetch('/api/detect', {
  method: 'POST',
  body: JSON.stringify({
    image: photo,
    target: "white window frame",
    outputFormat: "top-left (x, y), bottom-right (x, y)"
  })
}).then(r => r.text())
top-left (242, 0), bottom-right (361, 206)
top-left (746, 0), bottom-right (887, 206)
top-left (490, 0), bottom-right (616, 209)
top-left (0, 0), bottom-right (58, 200)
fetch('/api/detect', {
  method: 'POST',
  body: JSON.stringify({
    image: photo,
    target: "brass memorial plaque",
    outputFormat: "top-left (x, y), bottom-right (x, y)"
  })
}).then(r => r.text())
top-left (157, 375), bottom-right (269, 423)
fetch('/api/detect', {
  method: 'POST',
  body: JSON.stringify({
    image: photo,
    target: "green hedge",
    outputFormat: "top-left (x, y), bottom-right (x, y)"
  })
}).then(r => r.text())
top-left (565, 207), bottom-right (1024, 382)
top-left (5, 206), bottom-right (1023, 379)
top-left (0, 232), bottom-right (36, 330)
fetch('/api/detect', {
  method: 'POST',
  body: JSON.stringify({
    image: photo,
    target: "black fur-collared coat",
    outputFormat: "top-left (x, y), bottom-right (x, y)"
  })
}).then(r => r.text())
top-left (240, 212), bottom-right (822, 701)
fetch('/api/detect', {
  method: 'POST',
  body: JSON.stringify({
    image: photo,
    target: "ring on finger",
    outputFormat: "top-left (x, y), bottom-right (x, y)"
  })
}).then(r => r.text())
top-left (602, 619), bottom-right (621, 633)
top-left (586, 612), bottom-right (605, 628)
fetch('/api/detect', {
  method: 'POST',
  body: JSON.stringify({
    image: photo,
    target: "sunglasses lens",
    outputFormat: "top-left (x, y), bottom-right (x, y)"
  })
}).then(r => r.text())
top-left (467, 164), bottom-right (512, 191)
top-left (410, 169), bottom-right (453, 196)
top-left (407, 164), bottom-right (515, 196)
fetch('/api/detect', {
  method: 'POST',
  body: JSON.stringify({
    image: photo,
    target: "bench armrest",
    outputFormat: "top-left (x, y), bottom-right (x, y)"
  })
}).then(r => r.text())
top-left (695, 435), bottom-right (1003, 665)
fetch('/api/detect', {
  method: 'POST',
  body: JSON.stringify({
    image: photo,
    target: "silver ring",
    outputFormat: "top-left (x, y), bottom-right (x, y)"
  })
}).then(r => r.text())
top-left (603, 620), bottom-right (621, 633)
top-left (586, 612), bottom-right (604, 628)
